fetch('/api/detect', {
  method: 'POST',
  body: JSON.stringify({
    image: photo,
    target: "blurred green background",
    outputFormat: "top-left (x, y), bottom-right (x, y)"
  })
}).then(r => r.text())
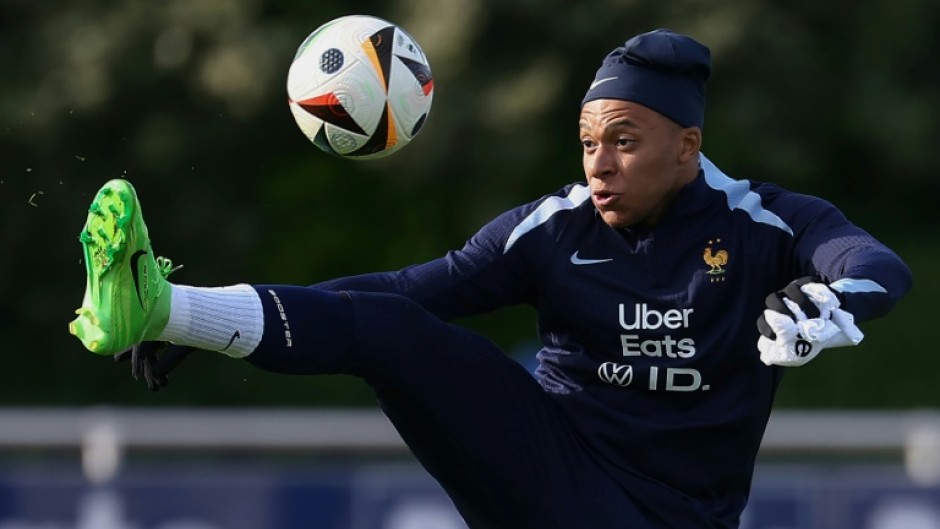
top-left (1, 0), bottom-right (936, 409)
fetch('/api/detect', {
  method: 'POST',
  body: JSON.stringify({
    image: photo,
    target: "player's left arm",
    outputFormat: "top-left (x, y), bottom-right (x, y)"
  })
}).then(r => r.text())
top-left (787, 196), bottom-right (912, 322)
top-left (755, 194), bottom-right (912, 366)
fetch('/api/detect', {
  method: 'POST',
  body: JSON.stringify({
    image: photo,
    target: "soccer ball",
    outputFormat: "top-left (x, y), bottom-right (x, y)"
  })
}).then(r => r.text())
top-left (287, 15), bottom-right (434, 159)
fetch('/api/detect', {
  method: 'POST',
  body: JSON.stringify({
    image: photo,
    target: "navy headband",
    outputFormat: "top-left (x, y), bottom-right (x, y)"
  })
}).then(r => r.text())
top-left (581, 29), bottom-right (711, 129)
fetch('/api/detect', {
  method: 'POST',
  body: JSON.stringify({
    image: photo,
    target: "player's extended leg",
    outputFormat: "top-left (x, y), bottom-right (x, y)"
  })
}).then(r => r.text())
top-left (68, 180), bottom-right (705, 528)
top-left (66, 181), bottom-right (611, 527)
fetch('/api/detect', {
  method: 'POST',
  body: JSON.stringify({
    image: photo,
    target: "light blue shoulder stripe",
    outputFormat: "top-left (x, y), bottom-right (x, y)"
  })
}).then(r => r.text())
top-left (504, 185), bottom-right (592, 254)
top-left (829, 278), bottom-right (888, 294)
top-left (700, 153), bottom-right (793, 236)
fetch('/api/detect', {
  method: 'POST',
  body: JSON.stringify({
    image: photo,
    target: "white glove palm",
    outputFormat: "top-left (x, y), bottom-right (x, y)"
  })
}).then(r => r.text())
top-left (757, 278), bottom-right (863, 367)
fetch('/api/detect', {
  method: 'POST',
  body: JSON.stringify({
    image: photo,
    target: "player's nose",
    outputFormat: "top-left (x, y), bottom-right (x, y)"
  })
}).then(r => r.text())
top-left (585, 145), bottom-right (617, 180)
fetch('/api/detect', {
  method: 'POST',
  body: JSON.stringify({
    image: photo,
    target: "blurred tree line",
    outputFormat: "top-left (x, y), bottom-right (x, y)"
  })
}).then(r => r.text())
top-left (0, 0), bottom-right (936, 408)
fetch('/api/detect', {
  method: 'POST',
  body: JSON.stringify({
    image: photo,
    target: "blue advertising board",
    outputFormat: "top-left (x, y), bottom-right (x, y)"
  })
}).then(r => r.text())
top-left (0, 462), bottom-right (938, 529)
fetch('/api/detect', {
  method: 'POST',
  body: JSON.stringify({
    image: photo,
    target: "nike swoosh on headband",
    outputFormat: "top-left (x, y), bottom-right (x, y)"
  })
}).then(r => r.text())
top-left (588, 76), bottom-right (618, 91)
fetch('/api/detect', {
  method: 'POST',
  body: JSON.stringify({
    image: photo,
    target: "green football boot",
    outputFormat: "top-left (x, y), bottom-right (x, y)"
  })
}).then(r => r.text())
top-left (69, 179), bottom-right (181, 355)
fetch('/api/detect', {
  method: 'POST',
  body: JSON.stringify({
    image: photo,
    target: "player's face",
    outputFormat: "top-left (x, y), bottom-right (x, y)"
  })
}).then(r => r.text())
top-left (579, 99), bottom-right (700, 229)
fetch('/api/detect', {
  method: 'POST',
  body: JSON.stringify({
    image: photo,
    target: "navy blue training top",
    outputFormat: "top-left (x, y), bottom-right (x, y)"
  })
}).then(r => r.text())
top-left (317, 153), bottom-right (912, 527)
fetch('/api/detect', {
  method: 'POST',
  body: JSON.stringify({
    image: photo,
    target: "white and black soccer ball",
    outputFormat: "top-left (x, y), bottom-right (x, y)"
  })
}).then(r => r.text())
top-left (287, 15), bottom-right (434, 160)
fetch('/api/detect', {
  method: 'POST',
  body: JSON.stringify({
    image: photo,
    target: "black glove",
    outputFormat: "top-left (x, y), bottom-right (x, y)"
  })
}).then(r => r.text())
top-left (114, 341), bottom-right (196, 391)
top-left (756, 275), bottom-right (845, 340)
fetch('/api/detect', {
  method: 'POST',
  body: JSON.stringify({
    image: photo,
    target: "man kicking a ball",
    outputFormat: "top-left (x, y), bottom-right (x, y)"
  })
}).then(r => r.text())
top-left (69, 29), bottom-right (912, 529)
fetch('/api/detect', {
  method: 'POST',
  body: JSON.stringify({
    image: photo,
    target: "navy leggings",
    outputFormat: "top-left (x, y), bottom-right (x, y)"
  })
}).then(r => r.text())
top-left (246, 286), bottom-right (700, 529)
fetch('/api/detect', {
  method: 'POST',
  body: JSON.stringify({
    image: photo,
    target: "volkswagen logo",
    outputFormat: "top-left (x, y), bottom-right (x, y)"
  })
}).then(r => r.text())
top-left (598, 362), bottom-right (634, 387)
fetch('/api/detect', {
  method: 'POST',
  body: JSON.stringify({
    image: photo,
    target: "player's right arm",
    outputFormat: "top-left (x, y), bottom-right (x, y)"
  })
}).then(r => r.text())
top-left (314, 185), bottom-right (581, 320)
top-left (312, 221), bottom-right (539, 321)
top-left (313, 252), bottom-right (531, 321)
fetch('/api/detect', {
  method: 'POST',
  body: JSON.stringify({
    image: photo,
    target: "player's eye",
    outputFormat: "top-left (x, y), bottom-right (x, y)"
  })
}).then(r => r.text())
top-left (581, 138), bottom-right (597, 151)
top-left (616, 137), bottom-right (636, 148)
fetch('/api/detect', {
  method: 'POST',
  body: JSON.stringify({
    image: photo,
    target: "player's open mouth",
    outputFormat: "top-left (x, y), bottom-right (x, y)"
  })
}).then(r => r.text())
top-left (593, 192), bottom-right (620, 207)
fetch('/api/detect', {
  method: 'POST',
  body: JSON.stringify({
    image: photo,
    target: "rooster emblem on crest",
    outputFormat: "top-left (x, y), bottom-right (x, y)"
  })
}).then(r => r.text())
top-left (703, 239), bottom-right (728, 276)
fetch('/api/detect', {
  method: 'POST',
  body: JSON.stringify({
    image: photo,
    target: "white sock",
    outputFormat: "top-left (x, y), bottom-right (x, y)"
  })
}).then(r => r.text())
top-left (157, 284), bottom-right (264, 358)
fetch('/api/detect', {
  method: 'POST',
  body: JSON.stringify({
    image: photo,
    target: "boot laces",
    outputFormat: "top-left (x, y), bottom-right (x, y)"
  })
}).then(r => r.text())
top-left (155, 256), bottom-right (183, 278)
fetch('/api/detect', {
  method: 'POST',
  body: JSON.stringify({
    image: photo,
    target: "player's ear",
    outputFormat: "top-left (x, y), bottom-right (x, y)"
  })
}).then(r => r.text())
top-left (677, 127), bottom-right (701, 164)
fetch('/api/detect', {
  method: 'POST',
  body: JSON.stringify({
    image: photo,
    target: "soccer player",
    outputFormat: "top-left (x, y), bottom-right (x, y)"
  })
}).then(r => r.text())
top-left (69, 29), bottom-right (912, 529)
